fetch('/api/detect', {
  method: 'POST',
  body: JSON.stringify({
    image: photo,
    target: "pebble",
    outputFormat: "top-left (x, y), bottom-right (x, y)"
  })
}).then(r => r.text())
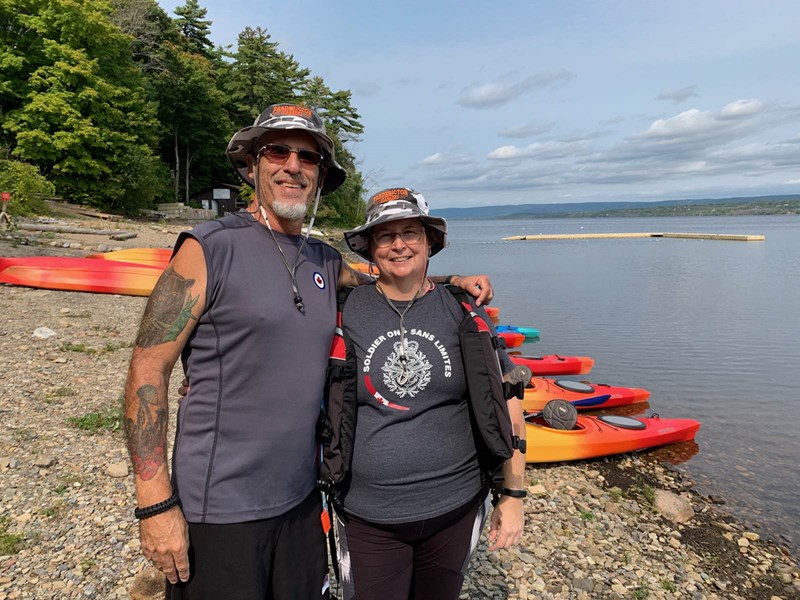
top-left (32, 327), bottom-right (58, 340)
top-left (107, 462), bottom-right (129, 478)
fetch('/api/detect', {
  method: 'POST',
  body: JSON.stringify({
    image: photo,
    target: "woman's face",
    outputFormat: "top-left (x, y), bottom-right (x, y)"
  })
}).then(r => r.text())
top-left (369, 218), bottom-right (429, 283)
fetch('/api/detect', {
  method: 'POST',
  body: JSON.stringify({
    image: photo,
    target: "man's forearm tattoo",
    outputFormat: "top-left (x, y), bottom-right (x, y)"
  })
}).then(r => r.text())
top-left (125, 384), bottom-right (168, 480)
top-left (136, 266), bottom-right (198, 348)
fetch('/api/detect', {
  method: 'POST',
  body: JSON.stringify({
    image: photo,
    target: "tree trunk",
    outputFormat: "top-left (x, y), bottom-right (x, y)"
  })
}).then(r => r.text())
top-left (184, 146), bottom-right (194, 204)
top-left (173, 130), bottom-right (180, 202)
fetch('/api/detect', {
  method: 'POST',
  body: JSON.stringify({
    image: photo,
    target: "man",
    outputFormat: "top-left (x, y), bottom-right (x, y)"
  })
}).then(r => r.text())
top-left (123, 103), bottom-right (493, 599)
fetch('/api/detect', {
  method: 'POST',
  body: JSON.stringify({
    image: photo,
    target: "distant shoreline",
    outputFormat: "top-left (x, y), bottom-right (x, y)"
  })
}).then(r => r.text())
top-left (496, 201), bottom-right (800, 220)
top-left (435, 195), bottom-right (800, 220)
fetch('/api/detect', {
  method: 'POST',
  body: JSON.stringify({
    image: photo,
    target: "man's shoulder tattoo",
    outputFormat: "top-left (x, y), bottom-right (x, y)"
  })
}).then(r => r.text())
top-left (136, 266), bottom-right (199, 348)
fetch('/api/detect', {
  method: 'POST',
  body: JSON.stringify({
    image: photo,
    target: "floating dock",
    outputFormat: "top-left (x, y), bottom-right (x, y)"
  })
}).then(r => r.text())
top-left (502, 232), bottom-right (765, 242)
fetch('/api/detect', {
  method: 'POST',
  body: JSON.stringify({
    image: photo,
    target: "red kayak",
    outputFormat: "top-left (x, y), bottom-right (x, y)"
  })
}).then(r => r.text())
top-left (510, 354), bottom-right (594, 376)
top-left (522, 377), bottom-right (650, 412)
top-left (497, 331), bottom-right (524, 348)
top-left (0, 256), bottom-right (162, 296)
top-left (525, 414), bottom-right (700, 463)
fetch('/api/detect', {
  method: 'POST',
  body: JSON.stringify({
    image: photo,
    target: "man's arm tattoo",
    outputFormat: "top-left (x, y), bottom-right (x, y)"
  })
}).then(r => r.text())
top-left (125, 384), bottom-right (168, 481)
top-left (136, 266), bottom-right (198, 348)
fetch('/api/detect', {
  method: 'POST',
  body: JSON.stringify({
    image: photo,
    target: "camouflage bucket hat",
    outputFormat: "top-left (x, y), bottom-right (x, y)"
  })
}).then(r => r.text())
top-left (344, 187), bottom-right (447, 261)
top-left (226, 103), bottom-right (347, 196)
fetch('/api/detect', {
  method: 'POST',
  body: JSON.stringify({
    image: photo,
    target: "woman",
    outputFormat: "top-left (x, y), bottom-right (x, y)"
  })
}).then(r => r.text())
top-left (334, 187), bottom-right (526, 600)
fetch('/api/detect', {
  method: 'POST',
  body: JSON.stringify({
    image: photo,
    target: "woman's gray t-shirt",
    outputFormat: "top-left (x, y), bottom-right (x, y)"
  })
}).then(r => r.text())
top-left (340, 284), bottom-right (483, 524)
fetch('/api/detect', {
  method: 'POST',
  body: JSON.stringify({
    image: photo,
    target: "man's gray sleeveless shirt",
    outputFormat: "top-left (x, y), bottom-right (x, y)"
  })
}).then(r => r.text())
top-left (172, 211), bottom-right (341, 523)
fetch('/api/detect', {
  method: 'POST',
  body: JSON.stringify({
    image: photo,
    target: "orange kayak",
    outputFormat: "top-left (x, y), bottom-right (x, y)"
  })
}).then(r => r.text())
top-left (86, 247), bottom-right (172, 269)
top-left (525, 414), bottom-right (700, 463)
top-left (522, 377), bottom-right (650, 412)
top-left (510, 354), bottom-right (594, 376)
top-left (0, 256), bottom-right (161, 296)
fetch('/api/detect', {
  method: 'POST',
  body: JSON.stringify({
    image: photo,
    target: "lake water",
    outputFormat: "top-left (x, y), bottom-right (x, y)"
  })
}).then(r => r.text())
top-left (433, 214), bottom-right (800, 551)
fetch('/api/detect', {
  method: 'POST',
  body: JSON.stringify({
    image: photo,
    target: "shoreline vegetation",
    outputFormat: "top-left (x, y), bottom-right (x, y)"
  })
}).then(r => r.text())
top-left (0, 218), bottom-right (799, 599)
top-left (434, 195), bottom-right (800, 221)
top-left (500, 199), bottom-right (800, 220)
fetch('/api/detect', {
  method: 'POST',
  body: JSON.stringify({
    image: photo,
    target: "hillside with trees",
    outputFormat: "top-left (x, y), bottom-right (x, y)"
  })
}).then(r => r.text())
top-left (0, 0), bottom-right (365, 226)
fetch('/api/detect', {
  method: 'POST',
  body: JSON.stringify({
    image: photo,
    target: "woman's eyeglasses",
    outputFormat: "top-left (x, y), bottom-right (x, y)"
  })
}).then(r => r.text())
top-left (372, 228), bottom-right (425, 247)
top-left (258, 144), bottom-right (323, 166)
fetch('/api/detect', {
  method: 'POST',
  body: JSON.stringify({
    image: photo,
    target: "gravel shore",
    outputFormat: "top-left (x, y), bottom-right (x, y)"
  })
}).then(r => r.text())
top-left (1, 218), bottom-right (798, 599)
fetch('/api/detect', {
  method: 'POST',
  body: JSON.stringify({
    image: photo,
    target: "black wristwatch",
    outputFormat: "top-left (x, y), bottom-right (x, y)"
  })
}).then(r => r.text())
top-left (499, 488), bottom-right (527, 499)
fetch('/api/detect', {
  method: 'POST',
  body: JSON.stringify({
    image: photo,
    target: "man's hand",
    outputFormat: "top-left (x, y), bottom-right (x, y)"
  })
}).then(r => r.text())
top-left (450, 274), bottom-right (493, 306)
top-left (139, 507), bottom-right (191, 584)
top-left (487, 495), bottom-right (524, 550)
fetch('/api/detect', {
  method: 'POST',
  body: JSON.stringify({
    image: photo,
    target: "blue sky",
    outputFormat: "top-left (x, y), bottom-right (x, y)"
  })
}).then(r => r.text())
top-left (158, 0), bottom-right (800, 208)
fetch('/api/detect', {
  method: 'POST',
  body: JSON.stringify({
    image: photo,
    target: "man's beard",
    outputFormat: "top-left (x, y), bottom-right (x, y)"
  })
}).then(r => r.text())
top-left (271, 200), bottom-right (308, 221)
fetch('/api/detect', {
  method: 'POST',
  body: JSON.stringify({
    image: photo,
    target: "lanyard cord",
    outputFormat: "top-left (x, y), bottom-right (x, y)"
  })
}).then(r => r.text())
top-left (252, 157), bottom-right (323, 314)
top-left (375, 278), bottom-right (430, 385)
top-left (260, 205), bottom-right (307, 312)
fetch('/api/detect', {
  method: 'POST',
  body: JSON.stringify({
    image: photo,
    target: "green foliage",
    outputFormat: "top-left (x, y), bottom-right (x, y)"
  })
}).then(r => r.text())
top-left (660, 579), bottom-right (676, 592)
top-left (580, 510), bottom-right (596, 523)
top-left (0, 159), bottom-right (53, 215)
top-left (223, 26), bottom-right (309, 125)
top-left (2, 0), bottom-right (162, 212)
top-left (0, 516), bottom-right (25, 555)
top-left (68, 404), bottom-right (123, 433)
top-left (632, 584), bottom-right (650, 599)
top-left (173, 0), bottom-right (213, 57)
top-left (1, 0), bottom-right (365, 216)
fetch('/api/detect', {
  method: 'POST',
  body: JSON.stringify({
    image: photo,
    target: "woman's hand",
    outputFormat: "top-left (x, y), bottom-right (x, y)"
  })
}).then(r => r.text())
top-left (177, 377), bottom-right (190, 403)
top-left (488, 495), bottom-right (525, 550)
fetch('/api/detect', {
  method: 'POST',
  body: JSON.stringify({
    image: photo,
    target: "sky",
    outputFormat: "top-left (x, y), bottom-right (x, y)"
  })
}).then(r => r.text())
top-left (158, 0), bottom-right (800, 208)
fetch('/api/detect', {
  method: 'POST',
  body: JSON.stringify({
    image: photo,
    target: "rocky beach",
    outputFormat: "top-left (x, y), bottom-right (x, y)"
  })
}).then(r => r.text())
top-left (0, 216), bottom-right (798, 599)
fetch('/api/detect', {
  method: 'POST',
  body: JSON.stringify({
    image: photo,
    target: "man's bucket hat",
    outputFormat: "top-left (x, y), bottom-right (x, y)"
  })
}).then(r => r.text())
top-left (344, 187), bottom-right (447, 261)
top-left (226, 103), bottom-right (347, 196)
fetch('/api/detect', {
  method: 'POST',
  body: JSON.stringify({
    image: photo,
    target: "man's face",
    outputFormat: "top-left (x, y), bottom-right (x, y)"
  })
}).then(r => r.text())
top-left (247, 130), bottom-right (323, 221)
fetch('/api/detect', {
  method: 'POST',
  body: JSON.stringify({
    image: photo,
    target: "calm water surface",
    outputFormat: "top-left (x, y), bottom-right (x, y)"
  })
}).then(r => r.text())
top-left (433, 215), bottom-right (800, 550)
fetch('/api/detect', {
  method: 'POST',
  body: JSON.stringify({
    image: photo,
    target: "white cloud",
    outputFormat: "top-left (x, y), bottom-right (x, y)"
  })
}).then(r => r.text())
top-left (785, 179), bottom-right (800, 184)
top-left (498, 122), bottom-right (553, 139)
top-left (421, 153), bottom-right (444, 165)
top-left (487, 140), bottom-right (590, 161)
top-left (633, 99), bottom-right (766, 151)
top-left (420, 152), bottom-right (474, 166)
top-left (719, 99), bottom-right (764, 119)
top-left (644, 108), bottom-right (719, 138)
top-left (457, 69), bottom-right (575, 109)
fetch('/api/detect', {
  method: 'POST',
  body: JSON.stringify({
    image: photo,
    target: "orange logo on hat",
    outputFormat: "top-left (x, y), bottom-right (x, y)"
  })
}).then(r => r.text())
top-left (272, 105), bottom-right (313, 118)
top-left (371, 188), bottom-right (409, 205)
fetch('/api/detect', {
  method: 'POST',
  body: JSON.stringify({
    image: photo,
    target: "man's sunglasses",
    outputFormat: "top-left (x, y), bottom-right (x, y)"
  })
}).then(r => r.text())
top-left (258, 144), bottom-right (324, 167)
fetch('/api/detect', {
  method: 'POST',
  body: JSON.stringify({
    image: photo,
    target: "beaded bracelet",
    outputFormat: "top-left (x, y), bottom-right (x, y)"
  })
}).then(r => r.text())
top-left (134, 493), bottom-right (180, 520)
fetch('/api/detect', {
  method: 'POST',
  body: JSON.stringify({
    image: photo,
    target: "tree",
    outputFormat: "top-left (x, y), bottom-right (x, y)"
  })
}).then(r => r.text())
top-left (150, 46), bottom-right (230, 202)
top-left (173, 0), bottom-right (213, 57)
top-left (110, 0), bottom-right (179, 74)
top-left (1, 0), bottom-right (164, 211)
top-left (224, 27), bottom-right (310, 124)
top-left (301, 77), bottom-right (363, 142)
top-left (299, 78), bottom-right (365, 226)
